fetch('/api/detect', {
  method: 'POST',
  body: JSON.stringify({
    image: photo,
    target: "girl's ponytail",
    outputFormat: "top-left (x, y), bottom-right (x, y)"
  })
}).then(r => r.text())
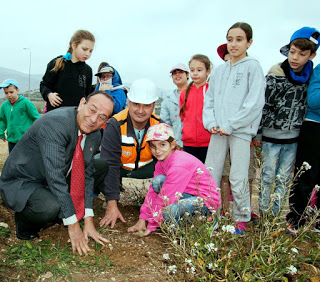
top-left (179, 81), bottom-right (194, 117)
top-left (51, 30), bottom-right (95, 72)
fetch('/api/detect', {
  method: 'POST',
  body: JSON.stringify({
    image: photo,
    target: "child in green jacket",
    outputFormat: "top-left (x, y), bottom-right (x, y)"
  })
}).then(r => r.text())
top-left (0, 79), bottom-right (39, 153)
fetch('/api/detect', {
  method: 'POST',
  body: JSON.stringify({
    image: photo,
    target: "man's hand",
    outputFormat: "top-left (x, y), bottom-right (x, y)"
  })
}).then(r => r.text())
top-left (68, 222), bottom-right (90, 255)
top-left (83, 217), bottom-right (109, 247)
top-left (48, 92), bottom-right (63, 107)
top-left (99, 200), bottom-right (126, 228)
top-left (1, 138), bottom-right (6, 142)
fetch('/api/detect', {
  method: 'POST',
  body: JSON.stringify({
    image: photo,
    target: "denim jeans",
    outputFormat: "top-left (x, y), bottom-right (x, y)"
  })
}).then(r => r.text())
top-left (259, 141), bottom-right (298, 214)
top-left (152, 175), bottom-right (210, 223)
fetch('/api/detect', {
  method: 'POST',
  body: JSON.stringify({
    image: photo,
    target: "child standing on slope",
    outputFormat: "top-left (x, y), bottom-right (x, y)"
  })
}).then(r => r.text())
top-left (256, 27), bottom-right (319, 217)
top-left (161, 63), bottom-right (189, 147)
top-left (128, 123), bottom-right (221, 236)
top-left (179, 54), bottom-right (212, 163)
top-left (40, 30), bottom-right (95, 112)
top-left (0, 79), bottom-right (39, 153)
top-left (203, 22), bottom-right (265, 235)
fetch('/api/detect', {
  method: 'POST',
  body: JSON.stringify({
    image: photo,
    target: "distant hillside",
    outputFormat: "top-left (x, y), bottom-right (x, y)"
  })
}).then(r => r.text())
top-left (0, 67), bottom-right (42, 96)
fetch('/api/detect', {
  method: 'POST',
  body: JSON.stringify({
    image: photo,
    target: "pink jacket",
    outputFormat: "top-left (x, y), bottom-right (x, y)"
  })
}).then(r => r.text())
top-left (139, 150), bottom-right (221, 231)
top-left (179, 83), bottom-right (212, 147)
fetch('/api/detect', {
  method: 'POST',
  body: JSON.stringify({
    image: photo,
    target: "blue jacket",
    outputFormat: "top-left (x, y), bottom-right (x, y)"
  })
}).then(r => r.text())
top-left (95, 66), bottom-right (126, 114)
top-left (306, 64), bottom-right (320, 122)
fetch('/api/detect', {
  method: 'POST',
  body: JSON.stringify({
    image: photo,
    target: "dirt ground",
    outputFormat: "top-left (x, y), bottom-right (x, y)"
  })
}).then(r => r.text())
top-left (0, 142), bottom-right (175, 281)
top-left (0, 141), bottom-right (261, 281)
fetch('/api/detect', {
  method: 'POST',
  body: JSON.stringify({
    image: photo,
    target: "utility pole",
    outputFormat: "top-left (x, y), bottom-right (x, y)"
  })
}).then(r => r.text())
top-left (23, 48), bottom-right (31, 98)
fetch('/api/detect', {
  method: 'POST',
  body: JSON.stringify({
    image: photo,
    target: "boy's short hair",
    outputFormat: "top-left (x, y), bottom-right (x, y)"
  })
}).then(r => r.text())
top-left (0, 79), bottom-right (19, 90)
top-left (280, 27), bottom-right (320, 57)
top-left (291, 37), bottom-right (319, 54)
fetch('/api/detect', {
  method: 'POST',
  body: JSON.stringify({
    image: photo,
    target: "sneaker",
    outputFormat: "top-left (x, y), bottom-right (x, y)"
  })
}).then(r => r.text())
top-left (234, 222), bottom-right (246, 235)
top-left (313, 222), bottom-right (320, 233)
top-left (250, 212), bottom-right (260, 225)
top-left (286, 224), bottom-right (298, 236)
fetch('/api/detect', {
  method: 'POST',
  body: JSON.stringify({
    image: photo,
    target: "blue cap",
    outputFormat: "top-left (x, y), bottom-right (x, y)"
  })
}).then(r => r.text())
top-left (280, 27), bottom-right (320, 57)
top-left (0, 79), bottom-right (19, 89)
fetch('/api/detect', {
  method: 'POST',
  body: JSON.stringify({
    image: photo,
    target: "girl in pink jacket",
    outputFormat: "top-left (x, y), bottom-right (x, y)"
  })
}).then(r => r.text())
top-left (128, 123), bottom-right (221, 236)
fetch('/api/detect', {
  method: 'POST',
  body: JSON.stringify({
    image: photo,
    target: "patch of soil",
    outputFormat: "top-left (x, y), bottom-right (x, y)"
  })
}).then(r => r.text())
top-left (0, 197), bottom-right (173, 281)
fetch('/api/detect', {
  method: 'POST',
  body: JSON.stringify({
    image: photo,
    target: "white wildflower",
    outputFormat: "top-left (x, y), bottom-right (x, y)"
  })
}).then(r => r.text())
top-left (167, 265), bottom-right (177, 274)
top-left (206, 243), bottom-right (218, 252)
top-left (197, 168), bottom-right (204, 174)
top-left (291, 248), bottom-right (299, 254)
top-left (153, 211), bottom-right (159, 217)
top-left (216, 187), bottom-right (221, 192)
top-left (198, 215), bottom-right (206, 221)
top-left (186, 267), bottom-right (190, 273)
top-left (287, 265), bottom-right (297, 275)
top-left (302, 161), bottom-right (311, 170)
top-left (207, 167), bottom-right (213, 171)
top-left (175, 192), bottom-right (182, 199)
top-left (190, 266), bottom-right (196, 274)
top-left (185, 258), bottom-right (192, 265)
top-left (228, 250), bottom-right (233, 258)
top-left (315, 185), bottom-right (320, 192)
top-left (194, 242), bottom-right (199, 248)
top-left (162, 195), bottom-right (169, 202)
top-left (208, 263), bottom-right (213, 269)
top-left (163, 253), bottom-right (170, 260)
top-left (172, 240), bottom-right (177, 245)
top-left (222, 225), bottom-right (236, 234)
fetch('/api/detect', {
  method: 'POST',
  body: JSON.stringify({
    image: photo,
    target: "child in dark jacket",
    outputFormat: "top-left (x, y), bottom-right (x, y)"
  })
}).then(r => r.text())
top-left (256, 27), bottom-right (319, 216)
top-left (40, 30), bottom-right (95, 112)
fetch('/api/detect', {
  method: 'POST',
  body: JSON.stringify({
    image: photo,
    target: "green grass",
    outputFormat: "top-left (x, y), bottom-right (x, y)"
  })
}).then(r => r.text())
top-left (0, 238), bottom-right (112, 281)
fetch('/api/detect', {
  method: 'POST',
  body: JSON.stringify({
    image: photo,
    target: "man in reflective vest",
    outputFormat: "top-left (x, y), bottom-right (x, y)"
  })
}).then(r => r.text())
top-left (99, 78), bottom-right (162, 227)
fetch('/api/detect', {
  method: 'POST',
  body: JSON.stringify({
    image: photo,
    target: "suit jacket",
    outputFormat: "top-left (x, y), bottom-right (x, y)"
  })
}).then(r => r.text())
top-left (0, 107), bottom-right (101, 218)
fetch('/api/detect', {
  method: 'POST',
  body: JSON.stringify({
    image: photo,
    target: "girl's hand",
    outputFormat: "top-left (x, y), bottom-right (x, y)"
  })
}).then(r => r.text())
top-left (218, 128), bottom-right (230, 136)
top-left (48, 92), bottom-right (63, 107)
top-left (210, 127), bottom-right (219, 134)
top-left (128, 219), bottom-right (147, 233)
top-left (99, 83), bottom-right (111, 91)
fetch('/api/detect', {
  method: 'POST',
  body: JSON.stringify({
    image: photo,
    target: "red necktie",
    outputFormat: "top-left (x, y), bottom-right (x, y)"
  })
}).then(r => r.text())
top-left (70, 134), bottom-right (85, 221)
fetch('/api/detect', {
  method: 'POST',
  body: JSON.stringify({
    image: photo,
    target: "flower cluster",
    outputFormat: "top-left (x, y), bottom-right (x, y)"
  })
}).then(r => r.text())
top-left (167, 265), bottom-right (177, 274)
top-left (287, 265), bottom-right (297, 275)
top-left (205, 243), bottom-right (218, 252)
top-left (222, 225), bottom-right (236, 234)
top-left (302, 161), bottom-right (311, 170)
top-left (197, 168), bottom-right (204, 174)
top-left (163, 253), bottom-right (170, 260)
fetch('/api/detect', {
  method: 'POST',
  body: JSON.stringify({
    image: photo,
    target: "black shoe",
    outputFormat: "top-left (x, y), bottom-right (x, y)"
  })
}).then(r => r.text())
top-left (15, 213), bottom-right (39, 241)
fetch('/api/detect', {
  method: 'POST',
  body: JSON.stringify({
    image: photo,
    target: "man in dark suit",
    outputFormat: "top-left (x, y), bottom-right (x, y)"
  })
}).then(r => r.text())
top-left (0, 91), bottom-right (113, 255)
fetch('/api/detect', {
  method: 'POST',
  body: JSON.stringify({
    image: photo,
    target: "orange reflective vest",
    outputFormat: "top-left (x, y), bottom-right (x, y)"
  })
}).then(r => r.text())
top-left (113, 109), bottom-right (161, 170)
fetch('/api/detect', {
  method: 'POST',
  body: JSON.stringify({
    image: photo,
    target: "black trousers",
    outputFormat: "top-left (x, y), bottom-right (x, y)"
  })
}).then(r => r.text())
top-left (15, 159), bottom-right (109, 233)
top-left (287, 121), bottom-right (320, 226)
top-left (183, 146), bottom-right (208, 164)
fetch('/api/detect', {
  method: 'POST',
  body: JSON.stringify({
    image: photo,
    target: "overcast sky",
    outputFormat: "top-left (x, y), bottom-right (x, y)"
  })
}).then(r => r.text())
top-left (1, 0), bottom-right (319, 90)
